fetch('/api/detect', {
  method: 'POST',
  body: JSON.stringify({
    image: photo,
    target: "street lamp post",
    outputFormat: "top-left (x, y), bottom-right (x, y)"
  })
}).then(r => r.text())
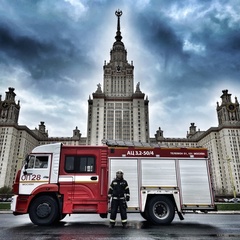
top-left (227, 156), bottom-right (237, 202)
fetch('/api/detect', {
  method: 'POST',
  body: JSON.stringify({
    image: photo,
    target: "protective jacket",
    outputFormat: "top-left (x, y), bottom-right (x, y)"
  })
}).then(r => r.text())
top-left (108, 178), bottom-right (130, 199)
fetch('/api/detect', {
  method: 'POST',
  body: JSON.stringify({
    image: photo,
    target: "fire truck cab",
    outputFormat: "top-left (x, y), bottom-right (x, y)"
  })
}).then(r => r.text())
top-left (11, 141), bottom-right (215, 226)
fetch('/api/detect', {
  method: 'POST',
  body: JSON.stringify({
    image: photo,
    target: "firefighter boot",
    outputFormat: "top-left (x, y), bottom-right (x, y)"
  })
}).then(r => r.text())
top-left (122, 222), bottom-right (128, 229)
top-left (109, 223), bottom-right (115, 228)
top-left (109, 220), bottom-right (115, 228)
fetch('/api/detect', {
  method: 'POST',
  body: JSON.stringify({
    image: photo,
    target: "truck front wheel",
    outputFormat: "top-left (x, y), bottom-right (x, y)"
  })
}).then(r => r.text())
top-left (147, 196), bottom-right (175, 225)
top-left (29, 195), bottom-right (59, 226)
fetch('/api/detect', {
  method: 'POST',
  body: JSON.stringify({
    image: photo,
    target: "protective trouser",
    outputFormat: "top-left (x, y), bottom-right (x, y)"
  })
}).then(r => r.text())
top-left (109, 198), bottom-right (127, 226)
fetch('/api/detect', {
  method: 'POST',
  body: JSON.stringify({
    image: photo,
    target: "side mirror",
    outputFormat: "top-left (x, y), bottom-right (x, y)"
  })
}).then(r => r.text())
top-left (23, 162), bottom-right (28, 175)
top-left (23, 155), bottom-right (30, 174)
top-left (24, 162), bottom-right (28, 170)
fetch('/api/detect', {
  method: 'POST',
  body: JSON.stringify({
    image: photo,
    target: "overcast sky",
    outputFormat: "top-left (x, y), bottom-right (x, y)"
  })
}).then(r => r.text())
top-left (1, 0), bottom-right (240, 138)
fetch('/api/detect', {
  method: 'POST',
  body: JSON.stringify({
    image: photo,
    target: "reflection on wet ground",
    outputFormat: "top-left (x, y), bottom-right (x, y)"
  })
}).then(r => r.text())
top-left (1, 214), bottom-right (240, 240)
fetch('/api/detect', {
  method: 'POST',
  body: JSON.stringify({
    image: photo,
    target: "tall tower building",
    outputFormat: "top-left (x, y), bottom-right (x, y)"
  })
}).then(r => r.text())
top-left (217, 89), bottom-right (240, 126)
top-left (0, 87), bottom-right (20, 124)
top-left (0, 88), bottom-right (23, 188)
top-left (87, 10), bottom-right (150, 145)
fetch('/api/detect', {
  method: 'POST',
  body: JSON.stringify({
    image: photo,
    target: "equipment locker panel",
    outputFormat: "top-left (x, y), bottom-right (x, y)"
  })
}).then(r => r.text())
top-left (109, 159), bottom-right (139, 208)
top-left (141, 159), bottom-right (177, 187)
top-left (179, 159), bottom-right (212, 204)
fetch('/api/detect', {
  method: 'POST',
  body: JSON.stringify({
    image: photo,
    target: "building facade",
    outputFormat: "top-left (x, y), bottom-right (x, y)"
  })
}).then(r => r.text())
top-left (87, 10), bottom-right (150, 145)
top-left (0, 11), bottom-right (239, 199)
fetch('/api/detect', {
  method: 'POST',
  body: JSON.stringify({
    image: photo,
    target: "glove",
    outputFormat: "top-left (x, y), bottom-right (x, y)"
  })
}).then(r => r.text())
top-left (126, 196), bottom-right (130, 202)
top-left (108, 194), bottom-right (111, 200)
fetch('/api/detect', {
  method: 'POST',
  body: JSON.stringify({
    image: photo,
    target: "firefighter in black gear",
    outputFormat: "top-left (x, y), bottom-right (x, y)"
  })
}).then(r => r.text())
top-left (108, 169), bottom-right (130, 228)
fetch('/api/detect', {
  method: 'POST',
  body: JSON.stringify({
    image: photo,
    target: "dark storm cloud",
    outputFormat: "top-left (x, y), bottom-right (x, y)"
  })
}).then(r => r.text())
top-left (129, 0), bottom-right (240, 89)
top-left (141, 15), bottom-right (184, 53)
top-left (121, 0), bottom-right (240, 136)
top-left (1, 0), bottom-right (240, 137)
top-left (0, 24), bottom-right (91, 81)
top-left (0, 25), bottom-right (57, 78)
top-left (139, 14), bottom-right (188, 71)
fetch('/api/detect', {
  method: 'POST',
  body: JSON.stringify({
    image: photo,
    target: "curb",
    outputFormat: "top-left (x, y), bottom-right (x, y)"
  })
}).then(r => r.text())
top-left (1, 211), bottom-right (240, 214)
top-left (208, 211), bottom-right (240, 214)
top-left (0, 210), bottom-right (12, 214)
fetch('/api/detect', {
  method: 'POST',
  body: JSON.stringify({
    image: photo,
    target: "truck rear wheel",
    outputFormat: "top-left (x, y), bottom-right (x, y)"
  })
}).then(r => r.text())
top-left (140, 211), bottom-right (150, 221)
top-left (29, 195), bottom-right (59, 226)
top-left (147, 196), bottom-right (175, 225)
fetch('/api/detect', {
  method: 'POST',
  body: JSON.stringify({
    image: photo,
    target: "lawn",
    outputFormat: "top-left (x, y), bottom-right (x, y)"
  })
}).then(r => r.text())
top-left (216, 203), bottom-right (240, 211)
top-left (1, 202), bottom-right (240, 211)
top-left (0, 202), bottom-right (11, 210)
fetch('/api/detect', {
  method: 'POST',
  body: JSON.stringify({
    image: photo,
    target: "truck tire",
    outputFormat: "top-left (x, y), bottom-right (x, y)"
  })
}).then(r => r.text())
top-left (140, 211), bottom-right (147, 220)
top-left (60, 214), bottom-right (67, 220)
top-left (147, 196), bottom-right (175, 225)
top-left (54, 213), bottom-right (67, 224)
top-left (140, 211), bottom-right (150, 221)
top-left (29, 195), bottom-right (59, 226)
top-left (100, 213), bottom-right (108, 218)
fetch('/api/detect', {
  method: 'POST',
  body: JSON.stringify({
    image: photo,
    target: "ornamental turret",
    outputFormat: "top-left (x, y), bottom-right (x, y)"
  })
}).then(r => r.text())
top-left (217, 89), bottom-right (240, 126)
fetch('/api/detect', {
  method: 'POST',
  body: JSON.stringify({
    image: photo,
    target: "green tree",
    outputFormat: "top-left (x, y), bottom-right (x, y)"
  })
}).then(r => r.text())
top-left (0, 186), bottom-right (12, 195)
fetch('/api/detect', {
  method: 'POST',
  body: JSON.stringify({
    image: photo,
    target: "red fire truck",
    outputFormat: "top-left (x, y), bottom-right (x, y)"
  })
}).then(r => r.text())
top-left (11, 140), bottom-right (215, 225)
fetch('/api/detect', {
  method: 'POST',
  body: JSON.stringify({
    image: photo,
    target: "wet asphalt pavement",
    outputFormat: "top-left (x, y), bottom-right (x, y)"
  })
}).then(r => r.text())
top-left (0, 212), bottom-right (240, 239)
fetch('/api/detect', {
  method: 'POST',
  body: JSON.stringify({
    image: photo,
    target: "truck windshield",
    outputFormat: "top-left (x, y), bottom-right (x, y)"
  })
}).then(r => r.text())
top-left (27, 155), bottom-right (49, 169)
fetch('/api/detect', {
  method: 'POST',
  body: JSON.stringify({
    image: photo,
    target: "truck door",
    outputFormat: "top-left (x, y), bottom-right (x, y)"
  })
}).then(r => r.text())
top-left (66, 155), bottom-right (99, 200)
top-left (19, 155), bottom-right (51, 195)
top-left (59, 147), bottom-right (108, 213)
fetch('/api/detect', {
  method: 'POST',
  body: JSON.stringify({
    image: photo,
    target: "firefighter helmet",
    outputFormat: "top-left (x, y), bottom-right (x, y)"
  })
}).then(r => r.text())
top-left (116, 169), bottom-right (123, 174)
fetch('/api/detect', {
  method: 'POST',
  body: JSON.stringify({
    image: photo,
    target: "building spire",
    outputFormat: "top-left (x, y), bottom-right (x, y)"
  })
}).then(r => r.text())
top-left (115, 9), bottom-right (122, 42)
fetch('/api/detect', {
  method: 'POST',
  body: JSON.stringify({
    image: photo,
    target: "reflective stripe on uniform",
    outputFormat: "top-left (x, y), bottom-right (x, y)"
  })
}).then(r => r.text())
top-left (121, 219), bottom-right (127, 223)
top-left (110, 219), bottom-right (116, 223)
